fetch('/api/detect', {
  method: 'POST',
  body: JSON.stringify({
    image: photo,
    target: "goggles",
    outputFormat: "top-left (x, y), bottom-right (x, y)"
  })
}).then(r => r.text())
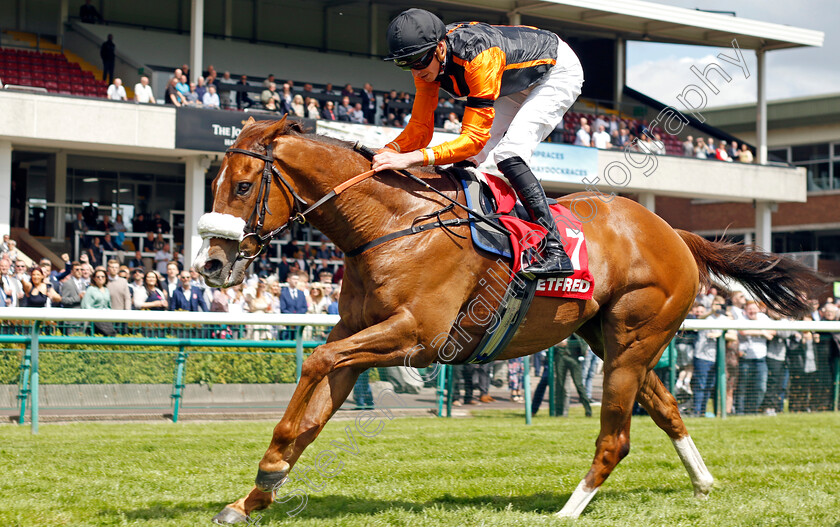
top-left (395, 48), bottom-right (436, 71)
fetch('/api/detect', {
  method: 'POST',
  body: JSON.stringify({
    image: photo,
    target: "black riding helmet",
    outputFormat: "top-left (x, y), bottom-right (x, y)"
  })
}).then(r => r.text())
top-left (384, 8), bottom-right (446, 67)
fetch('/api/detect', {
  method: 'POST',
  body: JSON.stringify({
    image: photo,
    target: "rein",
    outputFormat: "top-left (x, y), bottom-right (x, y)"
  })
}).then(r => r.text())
top-left (213, 141), bottom-right (510, 264)
top-left (223, 146), bottom-right (376, 263)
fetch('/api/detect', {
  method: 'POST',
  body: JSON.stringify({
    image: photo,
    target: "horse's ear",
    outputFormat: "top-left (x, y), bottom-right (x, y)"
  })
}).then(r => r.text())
top-left (243, 116), bottom-right (256, 128)
top-left (265, 115), bottom-right (289, 138)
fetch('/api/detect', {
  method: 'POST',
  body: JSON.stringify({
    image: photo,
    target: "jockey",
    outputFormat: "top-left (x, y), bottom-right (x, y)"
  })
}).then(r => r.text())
top-left (372, 8), bottom-right (584, 277)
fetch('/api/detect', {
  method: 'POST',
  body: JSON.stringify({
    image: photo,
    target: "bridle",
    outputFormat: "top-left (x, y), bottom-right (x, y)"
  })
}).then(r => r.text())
top-left (224, 146), bottom-right (376, 264)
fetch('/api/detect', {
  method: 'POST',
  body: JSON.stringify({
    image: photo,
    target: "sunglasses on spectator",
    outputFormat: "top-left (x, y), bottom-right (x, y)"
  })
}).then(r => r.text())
top-left (395, 48), bottom-right (436, 71)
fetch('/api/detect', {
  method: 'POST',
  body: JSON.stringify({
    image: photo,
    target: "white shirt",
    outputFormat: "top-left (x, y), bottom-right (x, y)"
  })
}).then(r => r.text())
top-left (738, 312), bottom-right (771, 360)
top-left (107, 84), bottom-right (127, 101)
top-left (202, 92), bottom-right (220, 108)
top-left (592, 131), bottom-right (611, 149)
top-left (574, 128), bottom-right (591, 147)
top-left (134, 83), bottom-right (155, 103)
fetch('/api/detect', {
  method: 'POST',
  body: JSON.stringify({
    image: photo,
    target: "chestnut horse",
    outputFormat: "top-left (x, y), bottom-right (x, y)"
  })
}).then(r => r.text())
top-left (196, 117), bottom-right (820, 524)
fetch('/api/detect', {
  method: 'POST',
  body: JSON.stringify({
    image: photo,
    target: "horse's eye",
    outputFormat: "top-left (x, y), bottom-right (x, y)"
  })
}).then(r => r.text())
top-left (236, 182), bottom-right (252, 195)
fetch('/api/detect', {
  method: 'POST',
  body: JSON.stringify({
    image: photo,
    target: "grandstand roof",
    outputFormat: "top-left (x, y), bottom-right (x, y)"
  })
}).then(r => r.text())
top-left (704, 92), bottom-right (840, 133)
top-left (433, 0), bottom-right (824, 50)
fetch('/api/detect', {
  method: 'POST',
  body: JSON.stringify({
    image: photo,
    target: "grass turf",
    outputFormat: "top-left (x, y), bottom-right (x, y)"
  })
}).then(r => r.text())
top-left (1, 410), bottom-right (839, 526)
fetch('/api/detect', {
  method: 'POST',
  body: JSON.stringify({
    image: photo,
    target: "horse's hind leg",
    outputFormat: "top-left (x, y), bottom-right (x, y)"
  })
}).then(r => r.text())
top-left (636, 369), bottom-right (714, 498)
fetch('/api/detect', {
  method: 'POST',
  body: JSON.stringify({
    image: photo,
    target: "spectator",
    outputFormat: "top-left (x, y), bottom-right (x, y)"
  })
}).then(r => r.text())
top-left (155, 244), bottom-right (171, 275)
top-left (134, 271), bottom-right (168, 310)
top-left (44, 254), bottom-right (72, 293)
top-left (165, 77), bottom-right (186, 107)
top-left (218, 71), bottom-right (236, 108)
top-left (0, 258), bottom-right (23, 307)
top-left (79, 0), bottom-right (102, 23)
top-left (291, 94), bottom-right (306, 118)
top-left (323, 82), bottom-right (337, 95)
top-left (150, 212), bottom-right (171, 233)
top-left (128, 267), bottom-right (145, 304)
top-left (101, 232), bottom-right (119, 251)
top-left (195, 76), bottom-right (208, 101)
top-left (735, 301), bottom-right (774, 414)
top-left (682, 135), bottom-right (694, 157)
top-left (236, 75), bottom-right (254, 109)
top-left (349, 102), bottom-right (366, 124)
top-left (256, 252), bottom-right (275, 279)
top-left (336, 96), bottom-right (353, 122)
top-left (326, 286), bottom-right (340, 315)
top-left (280, 273), bottom-right (308, 315)
top-left (12, 259), bottom-right (28, 285)
top-left (320, 100), bottom-right (337, 121)
top-left (82, 269), bottom-right (116, 335)
top-left (306, 97), bottom-right (320, 120)
top-left (761, 311), bottom-right (790, 415)
top-left (728, 140), bottom-right (739, 160)
top-left (113, 213), bottom-right (128, 233)
top-left (105, 259), bottom-right (131, 310)
top-left (244, 279), bottom-right (273, 340)
top-left (675, 303), bottom-right (703, 396)
top-left (341, 83), bottom-right (355, 97)
top-left (175, 74), bottom-right (189, 98)
top-left (738, 144), bottom-right (754, 164)
top-left (59, 261), bottom-right (86, 309)
top-left (163, 261), bottom-right (180, 299)
top-left (261, 82), bottom-right (280, 108)
top-left (181, 64), bottom-right (191, 84)
top-left (592, 125), bottom-right (611, 149)
top-left (202, 85), bottom-right (221, 109)
top-left (205, 65), bottom-right (218, 86)
top-left (574, 123), bottom-right (592, 147)
top-left (508, 357), bottom-right (525, 403)
top-left (100, 34), bottom-right (115, 85)
top-left (443, 112), bottom-right (461, 134)
top-left (185, 83), bottom-right (201, 106)
top-left (706, 137), bottom-right (716, 156)
top-left (692, 296), bottom-right (734, 416)
top-left (87, 237), bottom-right (104, 267)
top-left (170, 270), bottom-right (208, 311)
top-left (82, 198), bottom-right (98, 229)
top-left (361, 83), bottom-right (377, 124)
top-left (615, 127), bottom-right (631, 148)
top-left (22, 266), bottom-right (60, 307)
top-left (715, 141), bottom-right (733, 162)
top-left (134, 76), bottom-right (155, 104)
top-left (280, 83), bottom-right (293, 110)
top-left (262, 74), bottom-right (276, 89)
top-left (553, 335), bottom-right (592, 417)
top-left (0, 234), bottom-right (9, 255)
top-left (694, 137), bottom-right (709, 159)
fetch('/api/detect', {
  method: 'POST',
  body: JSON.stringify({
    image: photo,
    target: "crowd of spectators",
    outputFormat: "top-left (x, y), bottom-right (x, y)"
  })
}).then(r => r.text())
top-left (0, 233), bottom-right (342, 339)
top-left (668, 286), bottom-right (839, 416)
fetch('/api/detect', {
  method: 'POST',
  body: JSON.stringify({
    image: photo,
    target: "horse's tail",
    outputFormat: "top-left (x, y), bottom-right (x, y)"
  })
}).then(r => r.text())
top-left (677, 229), bottom-right (827, 318)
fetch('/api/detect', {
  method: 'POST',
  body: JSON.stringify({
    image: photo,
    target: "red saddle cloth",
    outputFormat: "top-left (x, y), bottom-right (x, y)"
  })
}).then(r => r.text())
top-left (482, 174), bottom-right (595, 300)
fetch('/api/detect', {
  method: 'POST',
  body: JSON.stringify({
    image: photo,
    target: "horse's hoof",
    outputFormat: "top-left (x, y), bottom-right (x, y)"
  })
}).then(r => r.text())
top-left (212, 507), bottom-right (248, 524)
top-left (255, 468), bottom-right (289, 493)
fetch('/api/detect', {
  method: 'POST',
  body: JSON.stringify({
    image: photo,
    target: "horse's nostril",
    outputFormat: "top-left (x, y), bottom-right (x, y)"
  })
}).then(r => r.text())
top-left (204, 259), bottom-right (222, 274)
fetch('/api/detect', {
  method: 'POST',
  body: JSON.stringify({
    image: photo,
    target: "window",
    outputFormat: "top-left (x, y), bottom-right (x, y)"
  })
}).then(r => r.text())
top-left (791, 143), bottom-right (829, 162)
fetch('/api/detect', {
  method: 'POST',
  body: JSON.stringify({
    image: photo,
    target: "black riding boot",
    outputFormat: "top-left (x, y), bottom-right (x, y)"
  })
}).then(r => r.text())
top-left (497, 156), bottom-right (574, 277)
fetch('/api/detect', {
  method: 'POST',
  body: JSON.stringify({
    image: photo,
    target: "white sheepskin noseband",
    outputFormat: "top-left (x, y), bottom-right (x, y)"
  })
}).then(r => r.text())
top-left (197, 212), bottom-right (247, 241)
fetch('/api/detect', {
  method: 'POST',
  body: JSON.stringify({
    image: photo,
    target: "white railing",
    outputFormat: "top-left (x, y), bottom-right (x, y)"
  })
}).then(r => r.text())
top-left (0, 307), bottom-right (339, 326)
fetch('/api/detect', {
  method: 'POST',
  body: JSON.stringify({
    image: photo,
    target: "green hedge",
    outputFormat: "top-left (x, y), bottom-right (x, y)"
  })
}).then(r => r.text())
top-left (0, 339), bottom-right (301, 385)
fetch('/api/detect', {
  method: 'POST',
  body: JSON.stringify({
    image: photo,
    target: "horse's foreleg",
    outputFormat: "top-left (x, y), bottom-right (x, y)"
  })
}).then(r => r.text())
top-left (256, 310), bottom-right (420, 491)
top-left (557, 363), bottom-right (641, 518)
top-left (636, 369), bottom-right (714, 498)
top-left (213, 367), bottom-right (361, 524)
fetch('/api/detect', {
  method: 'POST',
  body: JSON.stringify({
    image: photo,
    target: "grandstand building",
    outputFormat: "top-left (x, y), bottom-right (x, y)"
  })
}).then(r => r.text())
top-left (656, 94), bottom-right (840, 275)
top-left (0, 1), bottom-right (825, 271)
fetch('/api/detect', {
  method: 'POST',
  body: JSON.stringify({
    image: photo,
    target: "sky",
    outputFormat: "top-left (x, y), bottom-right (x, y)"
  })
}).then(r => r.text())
top-left (626, 0), bottom-right (837, 108)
